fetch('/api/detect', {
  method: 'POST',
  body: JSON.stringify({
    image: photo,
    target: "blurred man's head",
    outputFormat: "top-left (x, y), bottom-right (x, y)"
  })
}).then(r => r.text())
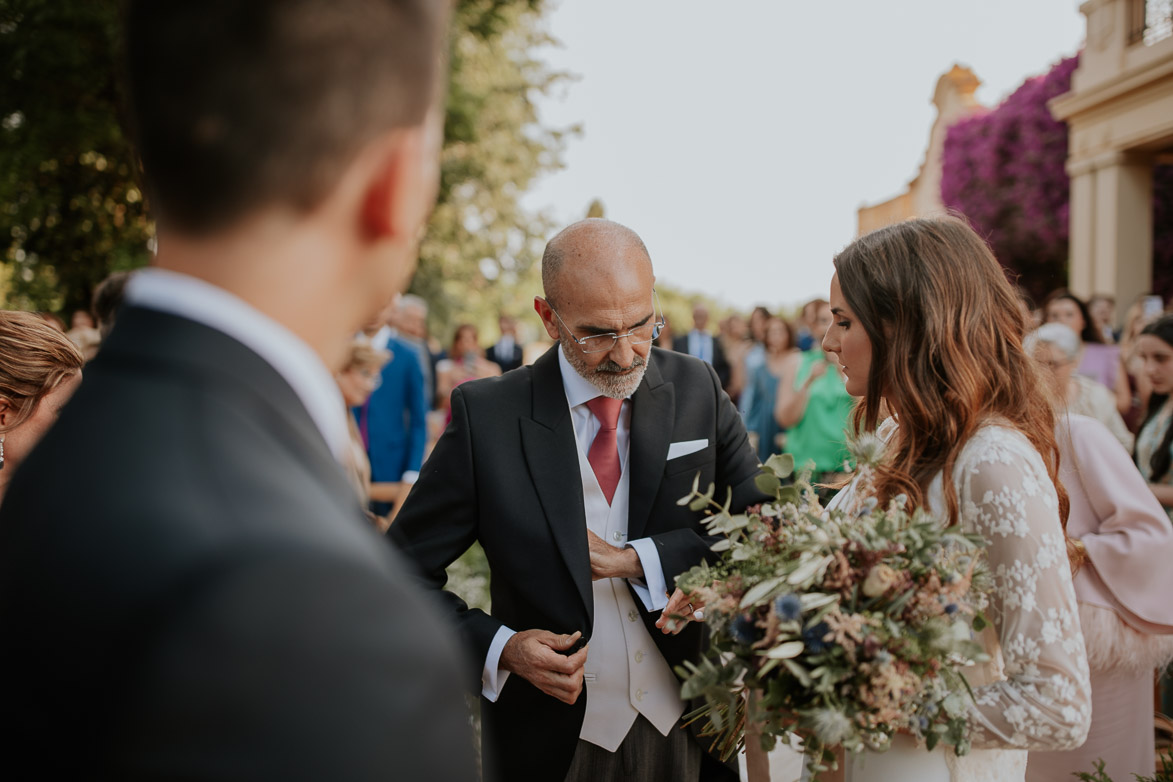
top-left (125, 0), bottom-right (449, 324)
top-left (691, 304), bottom-right (709, 332)
top-left (395, 294), bottom-right (429, 341)
top-left (499, 315), bottom-right (518, 338)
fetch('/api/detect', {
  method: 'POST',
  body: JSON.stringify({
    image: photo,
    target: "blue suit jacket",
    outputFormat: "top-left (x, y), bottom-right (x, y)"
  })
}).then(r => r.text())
top-left (356, 335), bottom-right (428, 483)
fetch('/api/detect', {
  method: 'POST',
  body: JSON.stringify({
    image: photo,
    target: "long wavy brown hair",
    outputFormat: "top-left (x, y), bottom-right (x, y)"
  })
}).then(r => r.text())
top-left (832, 216), bottom-right (1069, 531)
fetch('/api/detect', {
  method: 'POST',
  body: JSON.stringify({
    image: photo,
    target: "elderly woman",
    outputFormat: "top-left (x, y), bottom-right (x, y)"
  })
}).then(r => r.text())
top-left (1025, 322), bottom-right (1133, 451)
top-left (0, 311), bottom-right (85, 503)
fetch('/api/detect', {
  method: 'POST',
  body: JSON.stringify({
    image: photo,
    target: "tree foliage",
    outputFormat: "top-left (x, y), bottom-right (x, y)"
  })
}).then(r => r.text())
top-left (0, 0), bottom-right (574, 334)
top-left (941, 54), bottom-right (1173, 303)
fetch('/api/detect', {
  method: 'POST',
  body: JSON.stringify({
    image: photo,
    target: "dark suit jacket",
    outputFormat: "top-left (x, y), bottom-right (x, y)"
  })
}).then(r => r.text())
top-left (356, 334), bottom-right (427, 483)
top-left (488, 339), bottom-right (524, 374)
top-left (0, 306), bottom-right (476, 781)
top-left (674, 331), bottom-right (732, 391)
top-left (390, 345), bottom-right (764, 781)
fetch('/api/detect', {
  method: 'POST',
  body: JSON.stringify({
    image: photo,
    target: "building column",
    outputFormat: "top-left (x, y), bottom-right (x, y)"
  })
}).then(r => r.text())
top-left (1066, 150), bottom-right (1153, 316)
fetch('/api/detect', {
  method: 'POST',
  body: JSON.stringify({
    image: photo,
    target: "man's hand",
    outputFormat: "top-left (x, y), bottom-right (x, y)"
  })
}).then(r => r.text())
top-left (655, 588), bottom-right (704, 635)
top-left (500, 630), bottom-right (588, 705)
top-left (586, 529), bottom-right (643, 580)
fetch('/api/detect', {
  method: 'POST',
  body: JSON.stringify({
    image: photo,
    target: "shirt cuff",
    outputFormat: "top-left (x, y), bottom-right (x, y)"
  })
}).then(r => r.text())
top-left (399, 470), bottom-right (420, 485)
top-left (481, 625), bottom-right (516, 702)
top-left (627, 537), bottom-right (669, 612)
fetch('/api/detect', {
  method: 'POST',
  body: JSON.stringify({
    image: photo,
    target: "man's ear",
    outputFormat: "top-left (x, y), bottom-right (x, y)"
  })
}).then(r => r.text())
top-left (534, 297), bottom-right (560, 341)
top-left (359, 126), bottom-right (429, 243)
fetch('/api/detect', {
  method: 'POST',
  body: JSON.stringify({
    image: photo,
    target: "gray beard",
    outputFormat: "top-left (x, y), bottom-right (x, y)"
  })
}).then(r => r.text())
top-left (558, 334), bottom-right (648, 399)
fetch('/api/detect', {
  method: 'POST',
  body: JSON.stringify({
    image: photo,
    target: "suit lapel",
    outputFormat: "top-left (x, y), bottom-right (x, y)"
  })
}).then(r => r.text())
top-left (627, 350), bottom-right (675, 541)
top-left (521, 348), bottom-right (592, 621)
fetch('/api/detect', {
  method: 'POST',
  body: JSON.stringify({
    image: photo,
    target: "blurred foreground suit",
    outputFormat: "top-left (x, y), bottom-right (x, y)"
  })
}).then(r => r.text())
top-left (0, 306), bottom-right (476, 780)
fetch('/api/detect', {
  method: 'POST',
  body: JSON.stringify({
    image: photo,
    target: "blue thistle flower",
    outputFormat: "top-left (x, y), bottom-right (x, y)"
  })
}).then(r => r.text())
top-left (944, 603), bottom-right (959, 615)
top-left (773, 594), bottom-right (802, 622)
top-left (802, 621), bottom-right (832, 654)
top-left (730, 615), bottom-right (758, 645)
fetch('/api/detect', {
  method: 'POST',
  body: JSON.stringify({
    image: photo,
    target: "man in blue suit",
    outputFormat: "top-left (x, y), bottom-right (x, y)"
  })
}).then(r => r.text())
top-left (356, 300), bottom-right (428, 516)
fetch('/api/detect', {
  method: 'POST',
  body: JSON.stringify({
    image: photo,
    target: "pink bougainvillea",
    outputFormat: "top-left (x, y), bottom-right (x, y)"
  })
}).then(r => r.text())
top-left (941, 54), bottom-right (1172, 303)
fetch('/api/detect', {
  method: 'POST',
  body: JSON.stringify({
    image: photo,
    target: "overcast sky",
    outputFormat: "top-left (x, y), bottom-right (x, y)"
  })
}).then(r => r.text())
top-left (520, 0), bottom-right (1086, 312)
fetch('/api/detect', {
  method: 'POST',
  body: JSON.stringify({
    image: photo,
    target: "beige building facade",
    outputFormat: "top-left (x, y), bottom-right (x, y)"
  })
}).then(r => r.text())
top-left (857, 65), bottom-right (985, 236)
top-left (1050, 0), bottom-right (1173, 317)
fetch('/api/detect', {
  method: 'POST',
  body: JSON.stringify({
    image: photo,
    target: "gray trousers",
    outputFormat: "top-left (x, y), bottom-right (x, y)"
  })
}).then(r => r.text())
top-left (564, 715), bottom-right (702, 782)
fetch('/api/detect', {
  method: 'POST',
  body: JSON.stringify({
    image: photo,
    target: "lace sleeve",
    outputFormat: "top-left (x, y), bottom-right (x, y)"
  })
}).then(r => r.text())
top-left (957, 429), bottom-right (1091, 751)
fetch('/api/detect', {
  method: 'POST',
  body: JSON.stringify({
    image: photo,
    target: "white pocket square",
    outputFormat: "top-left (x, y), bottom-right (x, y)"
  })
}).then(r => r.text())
top-left (667, 439), bottom-right (708, 460)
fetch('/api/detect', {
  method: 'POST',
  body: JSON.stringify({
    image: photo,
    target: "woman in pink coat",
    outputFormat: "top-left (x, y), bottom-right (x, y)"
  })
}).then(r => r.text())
top-left (1026, 413), bottom-right (1173, 781)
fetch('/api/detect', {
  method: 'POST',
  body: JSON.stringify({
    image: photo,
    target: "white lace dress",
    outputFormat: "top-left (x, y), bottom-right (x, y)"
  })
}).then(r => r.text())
top-left (836, 420), bottom-right (1092, 782)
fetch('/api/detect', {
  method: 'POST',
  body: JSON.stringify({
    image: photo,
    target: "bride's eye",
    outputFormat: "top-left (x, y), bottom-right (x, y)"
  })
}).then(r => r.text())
top-left (837, 320), bottom-right (850, 329)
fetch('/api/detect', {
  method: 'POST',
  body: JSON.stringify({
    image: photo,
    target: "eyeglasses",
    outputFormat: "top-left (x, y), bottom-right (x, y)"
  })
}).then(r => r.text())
top-left (547, 290), bottom-right (666, 354)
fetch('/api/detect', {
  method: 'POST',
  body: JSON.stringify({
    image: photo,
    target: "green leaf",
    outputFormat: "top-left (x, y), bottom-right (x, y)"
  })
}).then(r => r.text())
top-left (740, 575), bottom-right (785, 608)
top-left (764, 452), bottom-right (795, 479)
top-left (755, 472), bottom-right (782, 495)
top-left (763, 640), bottom-right (804, 659)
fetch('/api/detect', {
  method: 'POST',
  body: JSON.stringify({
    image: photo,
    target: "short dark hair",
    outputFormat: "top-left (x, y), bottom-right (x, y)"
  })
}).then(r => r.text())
top-left (125, 0), bottom-right (447, 234)
top-left (92, 270), bottom-right (132, 339)
top-left (1042, 288), bottom-right (1101, 343)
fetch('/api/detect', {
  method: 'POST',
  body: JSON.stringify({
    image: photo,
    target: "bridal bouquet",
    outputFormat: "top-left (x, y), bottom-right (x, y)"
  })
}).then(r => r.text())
top-left (674, 437), bottom-right (992, 777)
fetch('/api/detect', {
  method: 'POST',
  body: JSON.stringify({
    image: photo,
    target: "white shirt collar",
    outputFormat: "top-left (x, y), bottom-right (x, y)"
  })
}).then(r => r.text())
top-left (557, 345), bottom-right (632, 408)
top-left (368, 325), bottom-right (394, 352)
top-left (124, 268), bottom-right (350, 462)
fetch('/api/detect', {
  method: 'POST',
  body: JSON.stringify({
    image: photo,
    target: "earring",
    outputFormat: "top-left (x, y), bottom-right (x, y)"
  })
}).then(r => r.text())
top-left (0, 435), bottom-right (5, 471)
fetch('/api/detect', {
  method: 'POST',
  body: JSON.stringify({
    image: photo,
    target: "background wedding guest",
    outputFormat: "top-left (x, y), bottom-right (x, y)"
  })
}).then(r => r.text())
top-left (824, 215), bottom-right (1089, 780)
top-left (358, 296), bottom-right (428, 518)
top-left (737, 305), bottom-right (772, 420)
top-left (336, 339), bottom-right (400, 532)
top-left (774, 298), bottom-right (853, 492)
top-left (675, 302), bottom-right (731, 389)
top-left (718, 313), bottom-right (750, 404)
top-left (435, 323), bottom-right (501, 416)
top-left (743, 315), bottom-right (796, 463)
top-left (0, 311), bottom-right (84, 503)
top-left (64, 309), bottom-right (102, 361)
top-left (1088, 294), bottom-right (1117, 344)
top-left (1025, 413), bottom-right (1173, 782)
top-left (393, 293), bottom-right (439, 409)
top-left (390, 218), bottom-right (767, 782)
top-left (1136, 314), bottom-right (1173, 520)
top-left (1025, 323), bottom-right (1133, 451)
top-left (1045, 288), bottom-right (1130, 416)
top-left (0, 2), bottom-right (476, 779)
top-left (489, 313), bottom-right (525, 374)
top-left (1119, 296), bottom-right (1164, 432)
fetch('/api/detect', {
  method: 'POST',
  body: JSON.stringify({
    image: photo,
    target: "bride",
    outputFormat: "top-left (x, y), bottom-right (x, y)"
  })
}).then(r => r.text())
top-left (818, 216), bottom-right (1091, 782)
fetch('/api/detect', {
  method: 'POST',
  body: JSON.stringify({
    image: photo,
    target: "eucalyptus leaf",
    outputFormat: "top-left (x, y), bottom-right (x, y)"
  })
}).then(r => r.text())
top-left (755, 473), bottom-right (782, 495)
top-left (763, 640), bottom-right (805, 659)
top-left (740, 575), bottom-right (785, 608)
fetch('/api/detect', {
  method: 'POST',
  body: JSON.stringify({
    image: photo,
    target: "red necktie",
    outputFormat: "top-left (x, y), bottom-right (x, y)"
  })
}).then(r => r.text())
top-left (586, 396), bottom-right (624, 504)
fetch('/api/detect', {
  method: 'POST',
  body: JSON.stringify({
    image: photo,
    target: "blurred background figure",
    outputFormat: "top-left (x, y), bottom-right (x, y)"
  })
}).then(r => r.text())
top-left (1025, 413), bottom-right (1173, 782)
top-left (488, 313), bottom-right (524, 374)
top-left (1136, 314), bottom-right (1173, 521)
top-left (435, 323), bottom-right (501, 418)
top-left (737, 305), bottom-right (772, 422)
top-left (794, 297), bottom-right (822, 351)
top-left (1120, 295), bottom-right (1167, 432)
top-left (718, 313), bottom-right (749, 404)
top-left (743, 316), bottom-right (797, 463)
top-left (336, 339), bottom-right (399, 531)
top-left (1088, 293), bottom-right (1117, 344)
top-left (675, 301), bottom-right (731, 389)
top-left (1025, 323), bottom-right (1133, 451)
top-left (775, 298), bottom-right (853, 491)
top-left (357, 297), bottom-right (428, 519)
top-left (0, 311), bottom-right (85, 504)
top-left (393, 294), bottom-right (439, 410)
top-left (1044, 289), bottom-right (1129, 417)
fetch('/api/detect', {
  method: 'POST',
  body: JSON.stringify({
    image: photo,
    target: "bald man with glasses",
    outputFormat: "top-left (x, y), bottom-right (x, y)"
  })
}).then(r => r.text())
top-left (390, 218), bottom-right (766, 782)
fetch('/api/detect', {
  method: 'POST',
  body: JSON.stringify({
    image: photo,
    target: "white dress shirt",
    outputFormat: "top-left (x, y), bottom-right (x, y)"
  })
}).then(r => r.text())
top-left (480, 346), bottom-right (671, 701)
top-left (124, 268), bottom-right (350, 462)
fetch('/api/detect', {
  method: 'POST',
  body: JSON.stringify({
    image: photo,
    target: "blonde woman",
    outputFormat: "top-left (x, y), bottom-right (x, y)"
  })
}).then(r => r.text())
top-left (0, 311), bottom-right (85, 503)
